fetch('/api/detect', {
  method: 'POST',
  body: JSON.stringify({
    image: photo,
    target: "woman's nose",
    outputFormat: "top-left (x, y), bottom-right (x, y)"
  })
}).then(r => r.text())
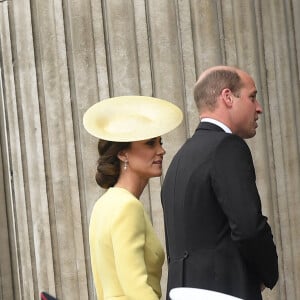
top-left (158, 145), bottom-right (166, 155)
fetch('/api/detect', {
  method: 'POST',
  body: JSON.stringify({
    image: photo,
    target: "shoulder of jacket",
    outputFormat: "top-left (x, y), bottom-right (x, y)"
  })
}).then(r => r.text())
top-left (213, 134), bottom-right (252, 161)
top-left (217, 133), bottom-right (249, 148)
top-left (94, 188), bottom-right (143, 213)
top-left (109, 188), bottom-right (143, 212)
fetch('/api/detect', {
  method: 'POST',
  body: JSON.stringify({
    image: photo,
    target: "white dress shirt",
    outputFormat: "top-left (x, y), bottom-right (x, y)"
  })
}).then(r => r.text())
top-left (201, 118), bottom-right (232, 134)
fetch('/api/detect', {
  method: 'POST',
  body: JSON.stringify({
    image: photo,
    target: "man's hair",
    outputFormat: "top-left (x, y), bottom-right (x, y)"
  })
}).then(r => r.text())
top-left (194, 69), bottom-right (243, 111)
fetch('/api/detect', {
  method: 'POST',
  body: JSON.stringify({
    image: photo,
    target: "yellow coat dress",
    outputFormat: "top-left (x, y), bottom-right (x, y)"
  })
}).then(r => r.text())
top-left (89, 187), bottom-right (165, 300)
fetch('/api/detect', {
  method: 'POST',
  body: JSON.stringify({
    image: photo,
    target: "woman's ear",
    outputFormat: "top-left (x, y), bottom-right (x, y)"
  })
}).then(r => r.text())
top-left (117, 150), bottom-right (127, 162)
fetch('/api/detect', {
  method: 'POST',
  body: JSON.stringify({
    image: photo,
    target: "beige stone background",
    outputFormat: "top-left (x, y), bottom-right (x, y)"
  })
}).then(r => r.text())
top-left (0, 0), bottom-right (299, 299)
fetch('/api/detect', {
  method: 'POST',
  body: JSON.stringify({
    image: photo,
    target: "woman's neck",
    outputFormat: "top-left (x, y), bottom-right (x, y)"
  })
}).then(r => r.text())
top-left (114, 174), bottom-right (148, 199)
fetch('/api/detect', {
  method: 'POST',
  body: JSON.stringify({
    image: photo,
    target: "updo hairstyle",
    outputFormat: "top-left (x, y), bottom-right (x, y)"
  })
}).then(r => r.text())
top-left (95, 139), bottom-right (131, 189)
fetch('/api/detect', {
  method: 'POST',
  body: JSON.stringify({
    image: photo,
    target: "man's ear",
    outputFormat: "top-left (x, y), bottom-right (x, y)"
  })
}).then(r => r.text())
top-left (221, 88), bottom-right (234, 107)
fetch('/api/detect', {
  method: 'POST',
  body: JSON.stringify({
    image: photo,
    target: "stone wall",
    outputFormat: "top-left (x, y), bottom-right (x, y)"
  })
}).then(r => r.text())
top-left (0, 0), bottom-right (299, 299)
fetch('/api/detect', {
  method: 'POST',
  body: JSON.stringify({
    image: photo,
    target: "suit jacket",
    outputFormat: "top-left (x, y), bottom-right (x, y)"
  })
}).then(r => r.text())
top-left (89, 187), bottom-right (165, 300)
top-left (161, 122), bottom-right (278, 300)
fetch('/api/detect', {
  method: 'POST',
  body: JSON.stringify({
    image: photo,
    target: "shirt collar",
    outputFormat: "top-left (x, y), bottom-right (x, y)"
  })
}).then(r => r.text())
top-left (200, 118), bottom-right (232, 134)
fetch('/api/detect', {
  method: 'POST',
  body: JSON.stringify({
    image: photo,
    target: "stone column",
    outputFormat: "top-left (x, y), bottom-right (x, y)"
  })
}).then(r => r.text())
top-left (0, 0), bottom-right (299, 299)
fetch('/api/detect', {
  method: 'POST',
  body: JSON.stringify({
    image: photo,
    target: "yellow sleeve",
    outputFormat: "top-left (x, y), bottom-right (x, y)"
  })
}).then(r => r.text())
top-left (111, 199), bottom-right (159, 300)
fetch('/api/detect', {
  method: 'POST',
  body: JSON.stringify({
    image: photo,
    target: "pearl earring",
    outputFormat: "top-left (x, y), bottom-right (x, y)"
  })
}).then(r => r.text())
top-left (124, 160), bottom-right (128, 170)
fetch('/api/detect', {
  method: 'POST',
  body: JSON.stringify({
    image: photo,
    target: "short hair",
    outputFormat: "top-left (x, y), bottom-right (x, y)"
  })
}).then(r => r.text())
top-left (194, 69), bottom-right (243, 111)
top-left (95, 140), bottom-right (130, 189)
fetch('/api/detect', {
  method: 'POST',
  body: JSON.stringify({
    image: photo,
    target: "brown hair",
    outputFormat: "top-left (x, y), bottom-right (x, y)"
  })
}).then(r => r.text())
top-left (194, 69), bottom-right (243, 112)
top-left (95, 140), bottom-right (130, 189)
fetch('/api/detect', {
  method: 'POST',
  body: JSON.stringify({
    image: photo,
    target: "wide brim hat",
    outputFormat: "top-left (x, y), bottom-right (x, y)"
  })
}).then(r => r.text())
top-left (83, 96), bottom-right (183, 142)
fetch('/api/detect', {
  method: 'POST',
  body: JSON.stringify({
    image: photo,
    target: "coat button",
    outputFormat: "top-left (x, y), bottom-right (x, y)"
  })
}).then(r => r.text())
top-left (183, 251), bottom-right (189, 258)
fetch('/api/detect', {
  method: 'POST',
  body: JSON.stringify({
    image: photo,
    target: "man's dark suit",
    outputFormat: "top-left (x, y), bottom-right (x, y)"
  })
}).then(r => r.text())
top-left (161, 122), bottom-right (278, 300)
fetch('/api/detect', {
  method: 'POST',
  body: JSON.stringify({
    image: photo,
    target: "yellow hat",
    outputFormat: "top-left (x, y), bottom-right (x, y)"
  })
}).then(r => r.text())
top-left (83, 96), bottom-right (183, 142)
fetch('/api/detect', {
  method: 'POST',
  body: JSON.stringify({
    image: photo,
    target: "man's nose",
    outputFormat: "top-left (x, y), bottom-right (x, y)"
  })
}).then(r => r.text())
top-left (256, 100), bottom-right (263, 114)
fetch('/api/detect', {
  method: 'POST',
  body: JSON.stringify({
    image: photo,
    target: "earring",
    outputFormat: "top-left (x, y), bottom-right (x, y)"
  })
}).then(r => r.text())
top-left (124, 160), bottom-right (128, 170)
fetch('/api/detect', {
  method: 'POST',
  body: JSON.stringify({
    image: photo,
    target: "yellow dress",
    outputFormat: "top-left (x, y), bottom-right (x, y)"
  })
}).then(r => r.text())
top-left (89, 187), bottom-right (165, 300)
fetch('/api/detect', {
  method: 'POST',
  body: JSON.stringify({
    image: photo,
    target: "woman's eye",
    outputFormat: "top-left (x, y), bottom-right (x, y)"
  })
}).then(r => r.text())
top-left (145, 138), bottom-right (162, 147)
top-left (146, 140), bottom-right (155, 146)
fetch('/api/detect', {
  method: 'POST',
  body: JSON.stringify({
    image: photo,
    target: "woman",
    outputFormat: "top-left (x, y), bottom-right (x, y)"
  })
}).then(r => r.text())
top-left (83, 96), bottom-right (183, 300)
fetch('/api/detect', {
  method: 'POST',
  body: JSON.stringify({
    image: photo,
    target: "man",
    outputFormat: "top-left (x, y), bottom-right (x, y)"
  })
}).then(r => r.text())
top-left (161, 66), bottom-right (278, 300)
